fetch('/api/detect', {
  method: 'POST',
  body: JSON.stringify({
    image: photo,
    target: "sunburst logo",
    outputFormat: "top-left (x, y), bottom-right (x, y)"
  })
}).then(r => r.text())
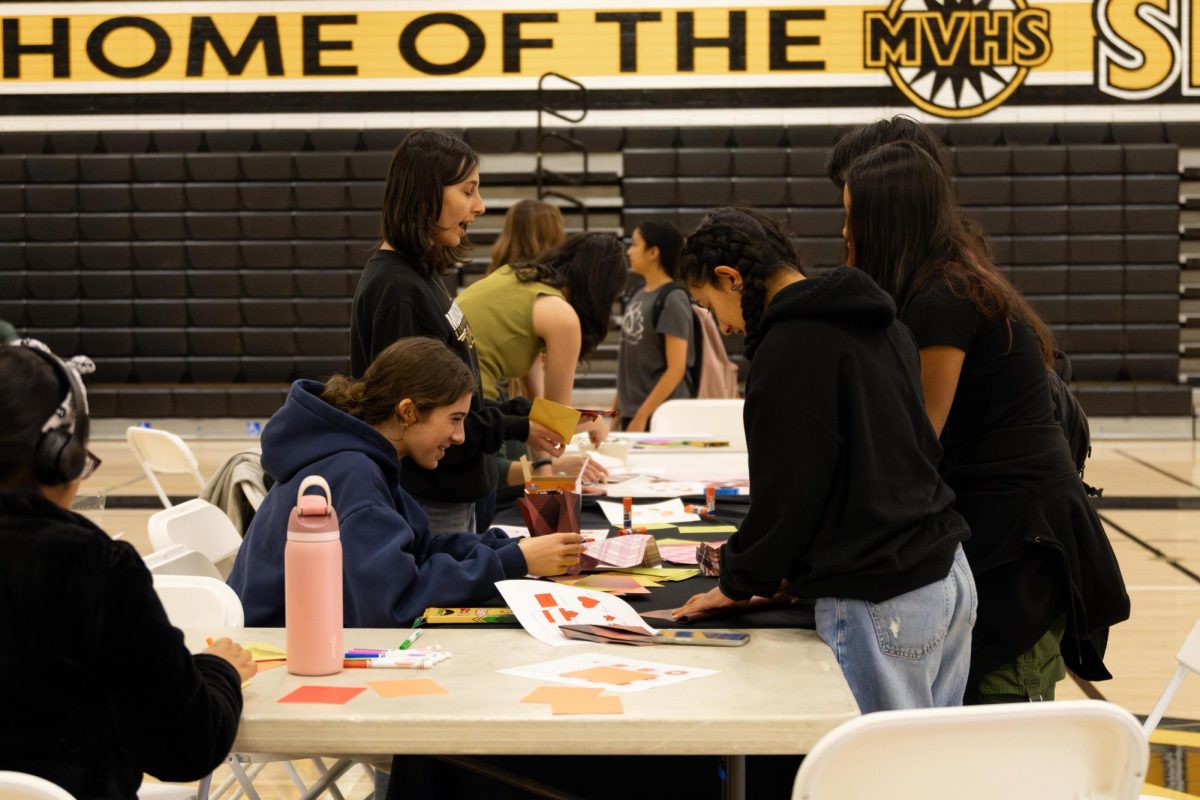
top-left (864, 0), bottom-right (1053, 119)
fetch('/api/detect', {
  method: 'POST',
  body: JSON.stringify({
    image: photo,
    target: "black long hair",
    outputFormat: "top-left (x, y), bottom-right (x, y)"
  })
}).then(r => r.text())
top-left (678, 207), bottom-right (805, 360)
top-left (844, 141), bottom-right (1055, 365)
top-left (635, 220), bottom-right (684, 279)
top-left (380, 130), bottom-right (479, 277)
top-left (827, 115), bottom-right (950, 188)
top-left (512, 232), bottom-right (629, 359)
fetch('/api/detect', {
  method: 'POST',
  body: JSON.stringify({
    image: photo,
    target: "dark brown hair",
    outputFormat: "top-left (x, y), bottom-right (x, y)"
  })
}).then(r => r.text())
top-left (489, 199), bottom-right (565, 274)
top-left (380, 130), bottom-right (479, 277)
top-left (678, 207), bottom-right (805, 360)
top-left (322, 338), bottom-right (474, 425)
top-left (844, 141), bottom-right (1055, 366)
top-left (511, 232), bottom-right (629, 360)
top-left (0, 345), bottom-right (66, 490)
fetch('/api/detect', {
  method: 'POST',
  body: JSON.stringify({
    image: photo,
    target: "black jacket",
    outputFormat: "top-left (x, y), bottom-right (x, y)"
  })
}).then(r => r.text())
top-left (720, 267), bottom-right (969, 603)
top-left (0, 491), bottom-right (242, 800)
top-left (350, 248), bottom-right (531, 503)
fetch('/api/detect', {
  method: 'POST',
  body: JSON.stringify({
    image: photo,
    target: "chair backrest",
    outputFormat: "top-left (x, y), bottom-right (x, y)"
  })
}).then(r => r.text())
top-left (148, 499), bottom-right (242, 576)
top-left (126, 426), bottom-right (206, 508)
top-left (792, 700), bottom-right (1147, 800)
top-left (0, 771), bottom-right (76, 799)
top-left (152, 574), bottom-right (244, 628)
top-left (649, 398), bottom-right (746, 449)
top-left (143, 543), bottom-right (224, 581)
top-left (1142, 617), bottom-right (1200, 735)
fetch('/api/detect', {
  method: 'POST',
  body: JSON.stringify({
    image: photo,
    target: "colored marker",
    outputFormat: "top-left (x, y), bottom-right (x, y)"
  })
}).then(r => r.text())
top-left (398, 629), bottom-right (422, 650)
top-left (343, 659), bottom-right (433, 669)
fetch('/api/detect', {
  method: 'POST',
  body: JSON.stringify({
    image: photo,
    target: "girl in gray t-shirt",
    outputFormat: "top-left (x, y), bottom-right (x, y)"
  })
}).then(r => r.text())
top-left (617, 222), bottom-right (694, 430)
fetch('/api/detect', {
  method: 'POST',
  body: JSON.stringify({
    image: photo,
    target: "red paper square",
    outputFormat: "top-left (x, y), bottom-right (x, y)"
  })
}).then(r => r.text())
top-left (278, 685), bottom-right (366, 705)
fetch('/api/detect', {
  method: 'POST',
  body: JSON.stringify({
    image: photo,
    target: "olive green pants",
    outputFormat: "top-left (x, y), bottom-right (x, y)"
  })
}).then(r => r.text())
top-left (965, 616), bottom-right (1067, 704)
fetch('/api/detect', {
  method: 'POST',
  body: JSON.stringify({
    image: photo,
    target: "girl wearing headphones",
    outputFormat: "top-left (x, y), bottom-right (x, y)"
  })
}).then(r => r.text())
top-left (0, 341), bottom-right (254, 799)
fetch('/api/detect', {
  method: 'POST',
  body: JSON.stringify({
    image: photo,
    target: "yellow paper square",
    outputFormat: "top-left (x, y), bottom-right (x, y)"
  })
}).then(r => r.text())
top-left (530, 397), bottom-right (581, 443)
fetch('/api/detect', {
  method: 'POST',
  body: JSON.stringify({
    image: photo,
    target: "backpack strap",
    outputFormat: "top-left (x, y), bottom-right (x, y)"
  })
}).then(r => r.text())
top-left (651, 283), bottom-right (688, 330)
top-left (651, 283), bottom-right (702, 397)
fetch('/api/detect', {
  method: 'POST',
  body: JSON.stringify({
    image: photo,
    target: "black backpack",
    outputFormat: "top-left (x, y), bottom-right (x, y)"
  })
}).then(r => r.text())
top-left (651, 283), bottom-right (703, 396)
top-left (1049, 351), bottom-right (1101, 496)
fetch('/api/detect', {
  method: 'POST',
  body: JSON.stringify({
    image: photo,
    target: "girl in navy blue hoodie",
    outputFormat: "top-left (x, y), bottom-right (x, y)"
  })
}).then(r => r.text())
top-left (673, 208), bottom-right (976, 713)
top-left (229, 338), bottom-right (584, 627)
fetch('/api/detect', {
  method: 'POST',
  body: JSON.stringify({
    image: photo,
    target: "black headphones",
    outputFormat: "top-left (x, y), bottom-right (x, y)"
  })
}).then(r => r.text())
top-left (16, 341), bottom-right (92, 486)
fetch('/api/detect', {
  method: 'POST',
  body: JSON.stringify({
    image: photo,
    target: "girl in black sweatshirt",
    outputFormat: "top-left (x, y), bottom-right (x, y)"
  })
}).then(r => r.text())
top-left (349, 130), bottom-right (567, 534)
top-left (673, 208), bottom-right (975, 712)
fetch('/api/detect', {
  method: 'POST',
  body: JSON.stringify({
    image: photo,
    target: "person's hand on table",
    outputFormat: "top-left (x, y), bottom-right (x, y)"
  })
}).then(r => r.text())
top-left (672, 586), bottom-right (747, 621)
top-left (527, 421), bottom-right (566, 458)
top-left (576, 417), bottom-right (609, 445)
top-left (204, 637), bottom-right (257, 683)
top-left (553, 454), bottom-right (608, 485)
top-left (519, 532), bottom-right (586, 576)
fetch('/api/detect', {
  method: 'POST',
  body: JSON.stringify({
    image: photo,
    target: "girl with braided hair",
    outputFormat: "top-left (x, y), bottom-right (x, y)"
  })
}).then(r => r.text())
top-left (674, 207), bottom-right (976, 712)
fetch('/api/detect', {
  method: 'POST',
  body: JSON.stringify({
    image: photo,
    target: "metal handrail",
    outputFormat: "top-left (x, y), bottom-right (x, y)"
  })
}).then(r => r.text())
top-left (536, 72), bottom-right (590, 230)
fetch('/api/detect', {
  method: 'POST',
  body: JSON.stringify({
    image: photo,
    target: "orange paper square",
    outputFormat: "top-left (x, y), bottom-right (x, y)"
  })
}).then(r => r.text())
top-left (521, 686), bottom-right (604, 704)
top-left (278, 685), bottom-right (365, 705)
top-left (560, 666), bottom-right (657, 686)
top-left (550, 694), bottom-right (625, 715)
top-left (367, 679), bottom-right (448, 698)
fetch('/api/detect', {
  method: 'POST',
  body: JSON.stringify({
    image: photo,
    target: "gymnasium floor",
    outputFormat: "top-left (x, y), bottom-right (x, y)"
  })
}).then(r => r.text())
top-left (80, 435), bottom-right (1200, 798)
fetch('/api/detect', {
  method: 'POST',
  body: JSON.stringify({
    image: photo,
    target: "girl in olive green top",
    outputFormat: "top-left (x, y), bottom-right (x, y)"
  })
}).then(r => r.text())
top-left (458, 232), bottom-right (629, 406)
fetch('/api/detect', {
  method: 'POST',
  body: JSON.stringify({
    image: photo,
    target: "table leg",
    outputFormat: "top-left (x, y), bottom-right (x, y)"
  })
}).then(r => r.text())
top-left (297, 757), bottom-right (355, 800)
top-left (722, 755), bottom-right (745, 800)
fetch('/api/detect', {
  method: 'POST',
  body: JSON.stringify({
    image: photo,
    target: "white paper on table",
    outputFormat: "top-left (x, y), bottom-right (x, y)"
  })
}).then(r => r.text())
top-left (596, 498), bottom-right (701, 526)
top-left (496, 579), bottom-right (657, 647)
top-left (581, 529), bottom-right (610, 545)
top-left (603, 475), bottom-right (708, 499)
top-left (499, 652), bottom-right (718, 693)
top-left (491, 524), bottom-right (530, 538)
top-left (609, 432), bottom-right (715, 442)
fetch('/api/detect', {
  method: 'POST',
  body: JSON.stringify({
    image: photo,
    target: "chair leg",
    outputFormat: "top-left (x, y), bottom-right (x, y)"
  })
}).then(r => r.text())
top-left (283, 761), bottom-right (311, 793)
top-left (1143, 665), bottom-right (1188, 736)
top-left (196, 772), bottom-right (213, 800)
top-left (227, 759), bottom-right (263, 800)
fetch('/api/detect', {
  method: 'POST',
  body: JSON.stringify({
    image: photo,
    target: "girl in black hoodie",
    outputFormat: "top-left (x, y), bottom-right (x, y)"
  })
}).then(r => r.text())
top-left (673, 208), bottom-right (975, 713)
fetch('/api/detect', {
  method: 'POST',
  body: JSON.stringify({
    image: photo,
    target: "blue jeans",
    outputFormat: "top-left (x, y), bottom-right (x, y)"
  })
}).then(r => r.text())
top-left (815, 545), bottom-right (976, 713)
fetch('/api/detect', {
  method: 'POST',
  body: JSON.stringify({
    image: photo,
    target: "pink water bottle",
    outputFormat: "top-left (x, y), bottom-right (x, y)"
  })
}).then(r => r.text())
top-left (285, 475), bottom-right (343, 676)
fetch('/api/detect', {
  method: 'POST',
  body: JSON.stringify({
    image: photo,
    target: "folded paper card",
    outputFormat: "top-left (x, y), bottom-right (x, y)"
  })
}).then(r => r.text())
top-left (581, 534), bottom-right (662, 570)
top-left (661, 540), bottom-right (724, 566)
top-left (530, 397), bottom-right (582, 443)
top-left (496, 579), bottom-right (657, 647)
top-left (697, 542), bottom-right (723, 576)
top-left (517, 489), bottom-right (581, 540)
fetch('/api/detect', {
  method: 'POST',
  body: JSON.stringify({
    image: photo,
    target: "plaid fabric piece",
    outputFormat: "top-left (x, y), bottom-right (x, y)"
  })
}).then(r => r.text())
top-left (581, 535), bottom-right (663, 570)
top-left (517, 490), bottom-right (581, 536)
top-left (697, 542), bottom-right (723, 577)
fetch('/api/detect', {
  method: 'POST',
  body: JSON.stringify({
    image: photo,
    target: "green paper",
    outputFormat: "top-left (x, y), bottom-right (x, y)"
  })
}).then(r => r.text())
top-left (675, 525), bottom-right (738, 534)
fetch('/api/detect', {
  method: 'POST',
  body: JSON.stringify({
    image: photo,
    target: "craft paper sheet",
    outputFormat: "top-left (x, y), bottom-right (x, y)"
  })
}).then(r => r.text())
top-left (500, 652), bottom-right (718, 693)
top-left (496, 579), bottom-right (658, 647)
top-left (596, 498), bottom-right (700, 526)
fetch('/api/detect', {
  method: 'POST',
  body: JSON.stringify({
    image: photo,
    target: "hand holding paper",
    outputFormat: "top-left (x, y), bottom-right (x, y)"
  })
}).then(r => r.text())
top-left (530, 397), bottom-right (581, 443)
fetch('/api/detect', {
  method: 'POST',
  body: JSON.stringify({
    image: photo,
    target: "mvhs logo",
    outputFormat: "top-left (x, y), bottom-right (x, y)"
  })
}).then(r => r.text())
top-left (865, 0), bottom-right (1052, 118)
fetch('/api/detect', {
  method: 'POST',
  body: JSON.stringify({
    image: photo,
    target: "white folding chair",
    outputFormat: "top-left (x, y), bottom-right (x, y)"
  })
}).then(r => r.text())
top-left (126, 427), bottom-right (207, 509)
top-left (144, 544), bottom-right (224, 581)
top-left (1142, 618), bottom-right (1200, 737)
top-left (791, 700), bottom-right (1148, 800)
top-left (148, 499), bottom-right (242, 579)
top-left (0, 772), bottom-right (76, 799)
top-left (152, 575), bottom-right (244, 628)
top-left (649, 398), bottom-right (747, 449)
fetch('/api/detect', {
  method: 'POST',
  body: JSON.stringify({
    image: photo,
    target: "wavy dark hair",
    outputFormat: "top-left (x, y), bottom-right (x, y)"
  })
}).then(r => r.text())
top-left (634, 220), bottom-right (684, 279)
top-left (844, 141), bottom-right (1055, 366)
top-left (323, 337), bottom-right (474, 425)
top-left (678, 207), bottom-right (805, 360)
top-left (511, 232), bottom-right (629, 360)
top-left (380, 130), bottom-right (479, 278)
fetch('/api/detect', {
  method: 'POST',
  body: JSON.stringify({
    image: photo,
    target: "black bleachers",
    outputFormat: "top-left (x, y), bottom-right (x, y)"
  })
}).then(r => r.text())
top-left (619, 122), bottom-right (1187, 416)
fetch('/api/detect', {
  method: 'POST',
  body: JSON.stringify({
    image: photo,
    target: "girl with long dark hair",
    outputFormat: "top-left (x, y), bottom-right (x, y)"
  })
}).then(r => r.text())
top-left (672, 207), bottom-right (975, 713)
top-left (841, 139), bottom-right (1129, 703)
top-left (349, 130), bottom-right (566, 535)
